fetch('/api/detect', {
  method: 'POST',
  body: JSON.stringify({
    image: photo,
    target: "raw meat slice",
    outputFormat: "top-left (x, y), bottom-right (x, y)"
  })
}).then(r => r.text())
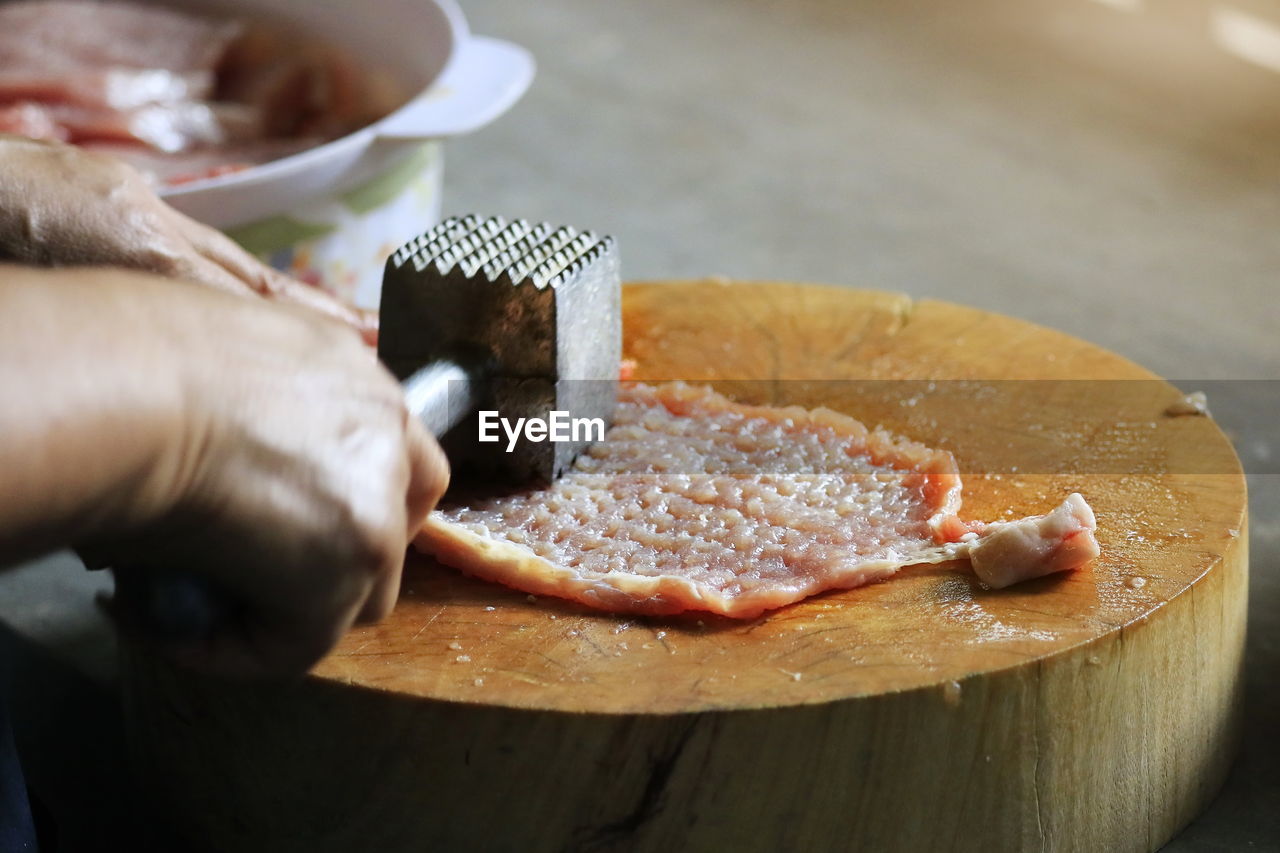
top-left (0, 1), bottom-right (241, 76)
top-left (49, 101), bottom-right (259, 152)
top-left (3, 100), bottom-right (258, 152)
top-left (0, 2), bottom-right (244, 154)
top-left (0, 1), bottom-right (405, 183)
top-left (82, 137), bottom-right (319, 185)
top-left (417, 383), bottom-right (1099, 618)
top-left (0, 102), bottom-right (68, 141)
top-left (0, 68), bottom-right (213, 110)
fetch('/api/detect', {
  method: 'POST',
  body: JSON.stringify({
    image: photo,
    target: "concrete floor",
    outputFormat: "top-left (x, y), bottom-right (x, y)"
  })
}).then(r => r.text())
top-left (2, 0), bottom-right (1277, 848)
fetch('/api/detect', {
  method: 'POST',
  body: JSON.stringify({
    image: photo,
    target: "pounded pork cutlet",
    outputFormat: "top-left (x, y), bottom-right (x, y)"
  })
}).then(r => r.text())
top-left (417, 383), bottom-right (1099, 618)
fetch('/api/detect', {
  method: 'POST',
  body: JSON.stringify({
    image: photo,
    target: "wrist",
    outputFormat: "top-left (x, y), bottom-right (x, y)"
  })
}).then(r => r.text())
top-left (0, 267), bottom-right (195, 562)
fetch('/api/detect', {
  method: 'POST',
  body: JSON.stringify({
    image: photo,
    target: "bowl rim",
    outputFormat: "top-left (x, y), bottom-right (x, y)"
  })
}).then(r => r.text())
top-left (157, 0), bottom-right (467, 199)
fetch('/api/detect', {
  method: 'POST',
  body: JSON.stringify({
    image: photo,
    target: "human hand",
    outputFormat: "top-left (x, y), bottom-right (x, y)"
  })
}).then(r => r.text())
top-left (0, 135), bottom-right (377, 343)
top-left (69, 273), bottom-right (445, 676)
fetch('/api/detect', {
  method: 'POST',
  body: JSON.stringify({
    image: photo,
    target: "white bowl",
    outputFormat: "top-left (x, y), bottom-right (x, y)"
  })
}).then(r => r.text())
top-left (153, 0), bottom-right (534, 306)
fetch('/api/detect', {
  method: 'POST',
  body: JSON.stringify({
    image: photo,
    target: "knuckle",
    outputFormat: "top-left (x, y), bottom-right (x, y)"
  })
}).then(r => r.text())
top-left (296, 618), bottom-right (350, 671)
top-left (343, 516), bottom-right (401, 578)
top-left (141, 247), bottom-right (185, 276)
top-left (360, 594), bottom-right (394, 624)
top-left (259, 621), bottom-right (344, 677)
top-left (123, 223), bottom-right (188, 275)
top-left (254, 268), bottom-right (286, 297)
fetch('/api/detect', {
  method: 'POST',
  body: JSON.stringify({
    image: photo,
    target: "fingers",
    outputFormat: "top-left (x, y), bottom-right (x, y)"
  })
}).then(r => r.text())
top-left (170, 596), bottom-right (361, 679)
top-left (264, 272), bottom-right (380, 346)
top-left (5, 138), bottom-right (375, 350)
top-left (114, 558), bottom-right (375, 679)
top-left (169, 253), bottom-right (260, 298)
top-left (403, 416), bottom-right (451, 535)
top-left (238, 588), bottom-right (370, 678)
top-left (354, 532), bottom-right (406, 625)
top-left (356, 416), bottom-right (448, 624)
top-left (179, 213), bottom-right (379, 344)
top-left (177, 214), bottom-right (277, 295)
top-left (89, 264), bottom-right (428, 675)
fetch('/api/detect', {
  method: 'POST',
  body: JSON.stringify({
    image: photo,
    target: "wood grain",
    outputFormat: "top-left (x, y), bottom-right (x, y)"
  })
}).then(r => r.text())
top-left (119, 281), bottom-right (1247, 852)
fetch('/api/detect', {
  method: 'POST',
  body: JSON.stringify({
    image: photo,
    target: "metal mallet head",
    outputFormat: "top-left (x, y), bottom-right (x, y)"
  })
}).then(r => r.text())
top-left (379, 215), bottom-right (622, 485)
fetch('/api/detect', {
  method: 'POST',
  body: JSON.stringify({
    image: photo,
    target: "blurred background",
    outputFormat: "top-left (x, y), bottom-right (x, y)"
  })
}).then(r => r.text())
top-left (2, 0), bottom-right (1277, 848)
top-left (453, 0), bottom-right (1278, 382)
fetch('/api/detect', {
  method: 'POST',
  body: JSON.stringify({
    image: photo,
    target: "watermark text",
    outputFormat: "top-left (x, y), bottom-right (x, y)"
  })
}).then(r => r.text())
top-left (478, 411), bottom-right (606, 452)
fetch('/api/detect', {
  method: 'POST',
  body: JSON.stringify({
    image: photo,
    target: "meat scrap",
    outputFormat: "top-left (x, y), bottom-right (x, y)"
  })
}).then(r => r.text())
top-left (417, 383), bottom-right (1100, 618)
top-left (967, 493), bottom-right (1098, 589)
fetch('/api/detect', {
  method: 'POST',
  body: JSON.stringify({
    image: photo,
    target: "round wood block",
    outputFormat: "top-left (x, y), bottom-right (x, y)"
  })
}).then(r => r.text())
top-left (120, 281), bottom-right (1247, 853)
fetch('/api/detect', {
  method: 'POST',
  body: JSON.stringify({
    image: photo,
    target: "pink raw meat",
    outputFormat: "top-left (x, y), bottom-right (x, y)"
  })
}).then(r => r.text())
top-left (0, 1), bottom-right (404, 183)
top-left (49, 101), bottom-right (259, 152)
top-left (0, 68), bottom-right (213, 110)
top-left (2, 100), bottom-right (258, 152)
top-left (82, 137), bottom-right (318, 185)
top-left (0, 102), bottom-right (68, 140)
top-left (0, 1), bottom-right (240, 76)
top-left (417, 383), bottom-right (1100, 618)
top-left (0, 2), bottom-right (245, 154)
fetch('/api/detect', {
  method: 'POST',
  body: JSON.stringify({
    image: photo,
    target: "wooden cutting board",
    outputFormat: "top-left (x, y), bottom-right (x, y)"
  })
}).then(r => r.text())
top-left (120, 281), bottom-right (1247, 853)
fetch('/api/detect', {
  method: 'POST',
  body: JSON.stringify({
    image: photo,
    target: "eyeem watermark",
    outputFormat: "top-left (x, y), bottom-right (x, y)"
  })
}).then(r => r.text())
top-left (478, 411), bottom-right (607, 452)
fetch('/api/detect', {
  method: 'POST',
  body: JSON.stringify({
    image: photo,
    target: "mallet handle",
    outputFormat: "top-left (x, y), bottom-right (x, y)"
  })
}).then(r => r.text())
top-left (402, 358), bottom-right (483, 438)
